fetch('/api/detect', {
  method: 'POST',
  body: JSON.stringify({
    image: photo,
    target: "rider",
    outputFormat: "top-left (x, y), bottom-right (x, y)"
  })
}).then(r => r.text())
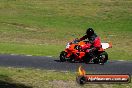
top-left (79, 28), bottom-right (101, 54)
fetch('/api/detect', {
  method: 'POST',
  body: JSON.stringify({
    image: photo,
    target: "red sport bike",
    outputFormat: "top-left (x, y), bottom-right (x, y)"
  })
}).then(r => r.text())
top-left (60, 38), bottom-right (112, 64)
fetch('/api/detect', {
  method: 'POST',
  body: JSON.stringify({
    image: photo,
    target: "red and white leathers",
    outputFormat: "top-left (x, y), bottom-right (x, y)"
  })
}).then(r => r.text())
top-left (79, 33), bottom-right (101, 52)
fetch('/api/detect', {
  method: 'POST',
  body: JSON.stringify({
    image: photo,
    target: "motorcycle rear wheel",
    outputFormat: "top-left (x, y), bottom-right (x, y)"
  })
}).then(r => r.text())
top-left (60, 51), bottom-right (67, 62)
top-left (98, 52), bottom-right (108, 64)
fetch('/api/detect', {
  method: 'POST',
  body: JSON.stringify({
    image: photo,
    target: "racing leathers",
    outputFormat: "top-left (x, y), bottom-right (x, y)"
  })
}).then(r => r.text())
top-left (79, 33), bottom-right (101, 53)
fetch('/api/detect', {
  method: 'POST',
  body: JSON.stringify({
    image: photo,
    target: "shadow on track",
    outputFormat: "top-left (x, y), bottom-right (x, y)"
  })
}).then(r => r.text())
top-left (54, 60), bottom-right (98, 64)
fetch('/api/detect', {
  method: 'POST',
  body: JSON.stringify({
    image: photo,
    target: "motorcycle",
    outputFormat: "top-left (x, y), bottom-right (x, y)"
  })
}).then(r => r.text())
top-left (60, 38), bottom-right (112, 64)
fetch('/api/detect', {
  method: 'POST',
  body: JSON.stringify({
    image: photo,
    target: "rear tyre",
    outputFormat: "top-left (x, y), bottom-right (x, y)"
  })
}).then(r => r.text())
top-left (60, 51), bottom-right (67, 62)
top-left (98, 52), bottom-right (108, 64)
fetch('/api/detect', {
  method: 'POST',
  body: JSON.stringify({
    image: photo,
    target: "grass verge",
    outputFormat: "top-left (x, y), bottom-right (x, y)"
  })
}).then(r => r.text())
top-left (0, 67), bottom-right (131, 88)
top-left (0, 43), bottom-right (64, 57)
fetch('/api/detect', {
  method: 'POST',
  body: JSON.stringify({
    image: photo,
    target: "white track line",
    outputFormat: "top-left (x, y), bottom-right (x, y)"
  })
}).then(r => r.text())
top-left (26, 55), bottom-right (33, 56)
top-left (10, 54), bottom-right (18, 56)
top-left (46, 56), bottom-right (52, 57)
top-left (118, 60), bottom-right (125, 62)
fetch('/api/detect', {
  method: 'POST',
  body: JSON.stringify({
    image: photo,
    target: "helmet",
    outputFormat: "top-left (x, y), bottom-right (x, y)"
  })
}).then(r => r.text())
top-left (86, 28), bottom-right (94, 36)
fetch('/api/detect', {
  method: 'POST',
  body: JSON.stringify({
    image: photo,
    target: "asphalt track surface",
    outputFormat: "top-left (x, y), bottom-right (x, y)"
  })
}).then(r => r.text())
top-left (0, 54), bottom-right (132, 75)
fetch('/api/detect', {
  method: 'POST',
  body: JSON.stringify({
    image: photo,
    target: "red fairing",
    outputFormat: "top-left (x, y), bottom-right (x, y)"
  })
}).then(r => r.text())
top-left (81, 43), bottom-right (91, 50)
top-left (93, 37), bottom-right (101, 48)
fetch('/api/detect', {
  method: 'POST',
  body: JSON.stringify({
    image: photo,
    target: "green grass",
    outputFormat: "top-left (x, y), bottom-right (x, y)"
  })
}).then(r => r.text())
top-left (0, 67), bottom-right (131, 88)
top-left (0, 43), bottom-right (64, 57)
top-left (0, 0), bottom-right (131, 60)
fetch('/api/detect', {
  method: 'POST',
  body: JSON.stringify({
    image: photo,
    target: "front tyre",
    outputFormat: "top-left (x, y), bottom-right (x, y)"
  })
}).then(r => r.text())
top-left (60, 51), bottom-right (67, 62)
